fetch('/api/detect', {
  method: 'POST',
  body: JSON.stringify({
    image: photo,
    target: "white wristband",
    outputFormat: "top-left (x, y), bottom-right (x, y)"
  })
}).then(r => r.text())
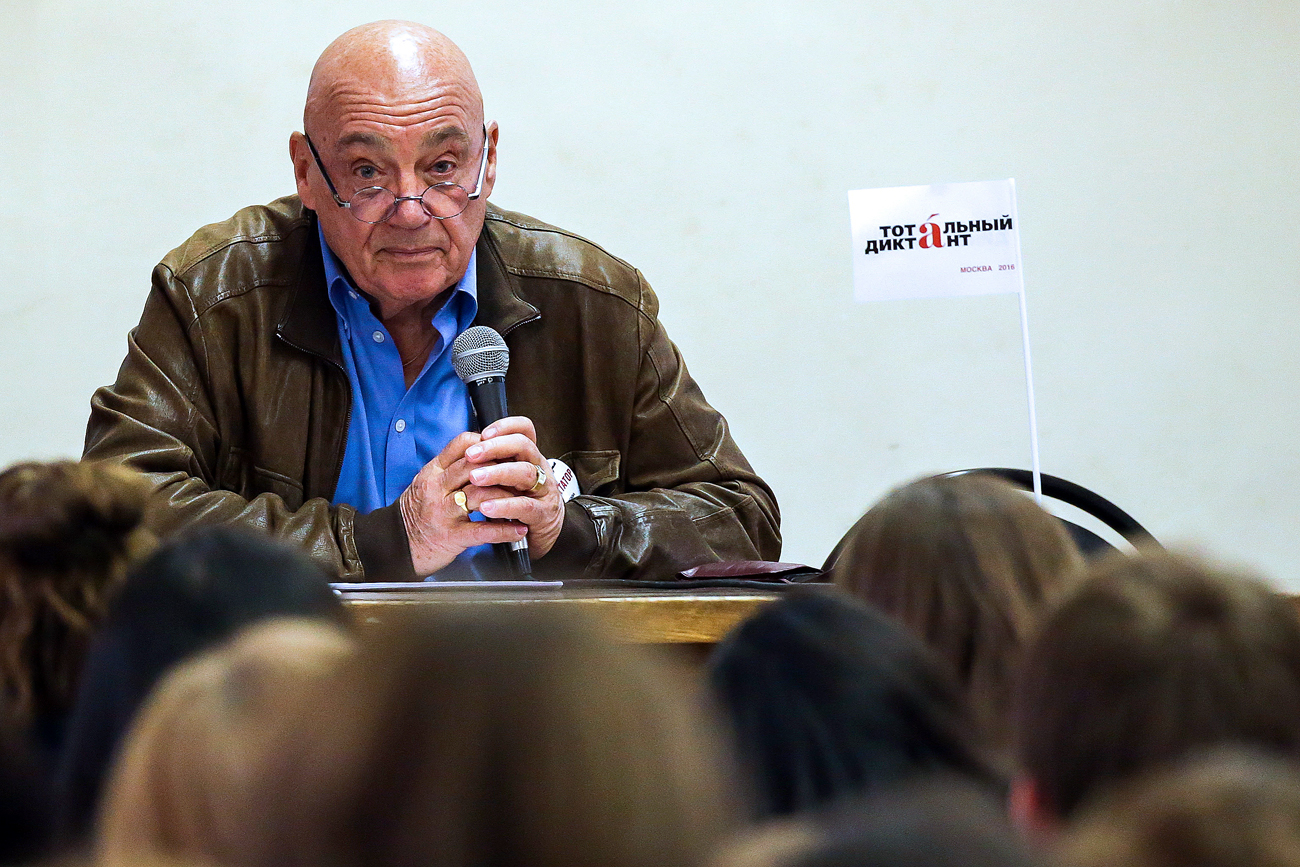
top-left (547, 458), bottom-right (581, 503)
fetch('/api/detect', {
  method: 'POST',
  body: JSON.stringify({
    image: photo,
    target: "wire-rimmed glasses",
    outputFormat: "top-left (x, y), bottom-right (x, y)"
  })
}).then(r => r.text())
top-left (304, 126), bottom-right (489, 223)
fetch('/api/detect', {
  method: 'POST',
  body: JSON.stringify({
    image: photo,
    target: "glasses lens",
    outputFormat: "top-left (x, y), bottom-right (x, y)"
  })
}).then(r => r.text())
top-left (349, 187), bottom-right (396, 223)
top-left (422, 183), bottom-right (471, 220)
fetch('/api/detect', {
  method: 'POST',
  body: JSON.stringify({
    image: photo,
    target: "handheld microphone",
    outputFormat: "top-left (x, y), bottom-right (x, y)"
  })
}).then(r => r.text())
top-left (450, 326), bottom-right (534, 580)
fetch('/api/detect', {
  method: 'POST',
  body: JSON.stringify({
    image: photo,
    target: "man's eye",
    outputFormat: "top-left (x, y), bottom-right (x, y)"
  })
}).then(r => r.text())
top-left (431, 161), bottom-right (456, 175)
top-left (356, 165), bottom-right (379, 182)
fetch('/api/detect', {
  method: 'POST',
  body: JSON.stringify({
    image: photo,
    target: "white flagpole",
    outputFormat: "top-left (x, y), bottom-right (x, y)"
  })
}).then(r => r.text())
top-left (1018, 287), bottom-right (1043, 503)
top-left (1004, 179), bottom-right (1042, 503)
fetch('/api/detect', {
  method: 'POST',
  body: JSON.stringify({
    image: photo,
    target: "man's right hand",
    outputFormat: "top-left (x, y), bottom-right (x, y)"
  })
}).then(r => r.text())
top-left (398, 431), bottom-right (529, 577)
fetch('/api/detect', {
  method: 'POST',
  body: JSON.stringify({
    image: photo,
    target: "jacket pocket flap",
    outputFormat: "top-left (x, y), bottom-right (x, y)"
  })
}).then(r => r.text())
top-left (557, 449), bottom-right (621, 495)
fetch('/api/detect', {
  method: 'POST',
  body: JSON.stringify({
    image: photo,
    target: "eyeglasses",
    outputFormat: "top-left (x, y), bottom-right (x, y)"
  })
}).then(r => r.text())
top-left (304, 126), bottom-right (490, 223)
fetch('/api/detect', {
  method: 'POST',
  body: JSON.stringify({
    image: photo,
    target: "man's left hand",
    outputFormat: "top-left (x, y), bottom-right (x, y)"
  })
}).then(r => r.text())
top-left (462, 416), bottom-right (565, 558)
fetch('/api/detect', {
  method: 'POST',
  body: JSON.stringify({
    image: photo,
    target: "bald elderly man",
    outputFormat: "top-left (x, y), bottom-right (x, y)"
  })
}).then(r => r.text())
top-left (85, 21), bottom-right (780, 582)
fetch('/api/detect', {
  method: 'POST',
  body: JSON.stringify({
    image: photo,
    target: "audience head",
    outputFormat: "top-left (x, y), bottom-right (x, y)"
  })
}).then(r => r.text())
top-left (708, 587), bottom-right (999, 819)
top-left (1057, 749), bottom-right (1300, 867)
top-left (714, 776), bottom-right (1042, 867)
top-left (56, 524), bottom-right (346, 844)
top-left (0, 459), bottom-right (153, 741)
top-left (96, 619), bottom-right (354, 867)
top-left (828, 474), bottom-right (1083, 744)
top-left (1012, 551), bottom-right (1300, 829)
top-left (0, 699), bottom-right (54, 864)
top-left (232, 604), bottom-right (737, 867)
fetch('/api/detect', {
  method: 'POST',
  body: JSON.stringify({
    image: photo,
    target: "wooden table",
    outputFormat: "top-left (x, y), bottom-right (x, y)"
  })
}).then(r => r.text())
top-left (337, 584), bottom-right (782, 645)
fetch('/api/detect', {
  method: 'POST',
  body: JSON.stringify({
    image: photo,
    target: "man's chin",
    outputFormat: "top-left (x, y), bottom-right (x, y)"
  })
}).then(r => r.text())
top-left (364, 270), bottom-right (457, 314)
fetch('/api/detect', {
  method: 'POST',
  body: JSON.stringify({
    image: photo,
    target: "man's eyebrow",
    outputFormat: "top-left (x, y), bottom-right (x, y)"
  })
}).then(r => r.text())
top-left (336, 131), bottom-right (392, 151)
top-left (421, 126), bottom-right (471, 150)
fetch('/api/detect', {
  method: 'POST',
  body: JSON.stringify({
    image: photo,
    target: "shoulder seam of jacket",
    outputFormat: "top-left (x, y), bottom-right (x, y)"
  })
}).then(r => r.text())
top-left (485, 211), bottom-right (650, 310)
top-left (171, 225), bottom-right (306, 275)
top-left (169, 210), bottom-right (313, 274)
top-left (486, 211), bottom-right (637, 267)
top-left (168, 221), bottom-right (310, 318)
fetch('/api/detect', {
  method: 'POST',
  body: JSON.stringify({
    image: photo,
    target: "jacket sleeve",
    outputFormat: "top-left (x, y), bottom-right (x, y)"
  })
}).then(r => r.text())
top-left (82, 263), bottom-right (414, 582)
top-left (538, 272), bottom-right (782, 581)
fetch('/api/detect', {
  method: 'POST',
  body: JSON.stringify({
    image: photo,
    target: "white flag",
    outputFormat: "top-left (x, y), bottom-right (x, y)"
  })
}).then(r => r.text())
top-left (849, 179), bottom-right (1024, 302)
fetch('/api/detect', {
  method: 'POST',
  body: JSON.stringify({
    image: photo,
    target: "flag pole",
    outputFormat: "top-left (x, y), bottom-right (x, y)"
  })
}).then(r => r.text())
top-left (1018, 286), bottom-right (1042, 503)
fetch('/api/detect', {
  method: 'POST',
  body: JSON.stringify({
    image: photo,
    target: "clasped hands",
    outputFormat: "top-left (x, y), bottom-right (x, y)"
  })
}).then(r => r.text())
top-left (398, 416), bottom-right (565, 577)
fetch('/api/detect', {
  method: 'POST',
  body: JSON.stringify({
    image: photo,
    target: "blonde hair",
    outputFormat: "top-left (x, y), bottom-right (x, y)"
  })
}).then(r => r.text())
top-left (0, 460), bottom-right (154, 724)
top-left (96, 618), bottom-right (354, 867)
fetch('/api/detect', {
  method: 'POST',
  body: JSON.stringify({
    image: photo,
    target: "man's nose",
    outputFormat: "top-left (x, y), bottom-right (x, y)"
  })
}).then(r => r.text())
top-left (386, 193), bottom-right (431, 229)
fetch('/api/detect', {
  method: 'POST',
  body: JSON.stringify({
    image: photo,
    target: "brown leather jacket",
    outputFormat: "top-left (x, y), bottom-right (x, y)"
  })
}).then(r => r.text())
top-left (84, 196), bottom-right (780, 581)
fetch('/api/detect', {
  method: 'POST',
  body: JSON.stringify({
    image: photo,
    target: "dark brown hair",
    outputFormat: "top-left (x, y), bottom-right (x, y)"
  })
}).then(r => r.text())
top-left (1057, 749), bottom-right (1300, 867)
top-left (829, 475), bottom-right (1082, 743)
top-left (715, 776), bottom-right (1043, 867)
top-left (0, 460), bottom-right (153, 726)
top-left (1014, 552), bottom-right (1300, 820)
top-left (240, 605), bottom-right (739, 867)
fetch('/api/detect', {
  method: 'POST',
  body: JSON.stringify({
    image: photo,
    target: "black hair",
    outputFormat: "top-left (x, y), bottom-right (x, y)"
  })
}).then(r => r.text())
top-left (708, 587), bottom-right (1000, 819)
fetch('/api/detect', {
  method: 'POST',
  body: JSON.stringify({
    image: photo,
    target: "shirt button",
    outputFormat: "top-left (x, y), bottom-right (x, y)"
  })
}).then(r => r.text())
top-left (395, 418), bottom-right (406, 433)
top-left (372, 331), bottom-right (385, 344)
top-left (349, 290), bottom-right (359, 300)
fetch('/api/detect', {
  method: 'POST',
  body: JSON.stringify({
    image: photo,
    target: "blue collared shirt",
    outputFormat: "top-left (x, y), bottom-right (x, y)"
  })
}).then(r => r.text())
top-left (321, 227), bottom-right (491, 578)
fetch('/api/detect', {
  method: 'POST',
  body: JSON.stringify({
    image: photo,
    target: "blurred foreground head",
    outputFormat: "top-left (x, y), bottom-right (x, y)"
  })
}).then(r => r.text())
top-left (56, 525), bottom-right (345, 844)
top-left (97, 619), bottom-right (355, 867)
top-left (230, 605), bottom-right (738, 867)
top-left (714, 776), bottom-right (1042, 867)
top-left (828, 474), bottom-right (1082, 744)
top-left (1057, 749), bottom-right (1300, 867)
top-left (709, 588), bottom-right (1000, 819)
top-left (1, 707), bottom-right (54, 864)
top-left (0, 460), bottom-right (154, 742)
top-left (1013, 551), bottom-right (1300, 828)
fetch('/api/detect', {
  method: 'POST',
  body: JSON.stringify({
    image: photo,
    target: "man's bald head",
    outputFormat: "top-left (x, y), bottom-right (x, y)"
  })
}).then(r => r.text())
top-left (290, 20), bottom-right (496, 321)
top-left (304, 21), bottom-right (483, 135)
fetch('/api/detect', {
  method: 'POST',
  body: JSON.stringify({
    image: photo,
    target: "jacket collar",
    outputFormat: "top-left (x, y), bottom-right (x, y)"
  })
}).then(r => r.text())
top-left (276, 205), bottom-right (540, 361)
top-left (277, 211), bottom-right (340, 364)
top-left (473, 206), bottom-right (541, 336)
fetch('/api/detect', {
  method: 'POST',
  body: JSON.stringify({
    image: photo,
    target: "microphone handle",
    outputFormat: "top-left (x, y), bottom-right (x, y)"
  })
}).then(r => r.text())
top-left (466, 376), bottom-right (534, 580)
top-left (466, 376), bottom-right (509, 431)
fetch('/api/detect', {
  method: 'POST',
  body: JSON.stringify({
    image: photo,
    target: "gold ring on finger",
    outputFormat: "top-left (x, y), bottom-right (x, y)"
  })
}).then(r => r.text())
top-left (529, 463), bottom-right (547, 493)
top-left (452, 489), bottom-right (470, 517)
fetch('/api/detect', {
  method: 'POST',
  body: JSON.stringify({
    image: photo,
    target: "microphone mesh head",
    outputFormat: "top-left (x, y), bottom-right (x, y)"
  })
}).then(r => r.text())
top-left (451, 326), bottom-right (510, 385)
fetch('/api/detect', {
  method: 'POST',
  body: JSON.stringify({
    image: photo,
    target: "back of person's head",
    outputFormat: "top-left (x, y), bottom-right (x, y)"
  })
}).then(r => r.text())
top-left (1057, 749), bottom-right (1300, 867)
top-left (234, 604), bottom-right (738, 867)
top-left (55, 524), bottom-right (346, 845)
top-left (0, 698), bottom-right (54, 864)
top-left (714, 777), bottom-right (1042, 867)
top-left (1013, 551), bottom-right (1300, 824)
top-left (95, 618), bottom-right (355, 867)
top-left (0, 459), bottom-right (154, 738)
top-left (708, 587), bottom-right (999, 819)
top-left (829, 474), bottom-right (1082, 743)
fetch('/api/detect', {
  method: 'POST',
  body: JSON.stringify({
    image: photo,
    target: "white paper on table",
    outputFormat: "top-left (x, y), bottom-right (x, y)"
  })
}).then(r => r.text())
top-left (849, 179), bottom-right (1024, 302)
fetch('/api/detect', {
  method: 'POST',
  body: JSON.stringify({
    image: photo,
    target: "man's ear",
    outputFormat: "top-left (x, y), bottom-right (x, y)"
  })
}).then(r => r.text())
top-left (1009, 775), bottom-right (1059, 844)
top-left (289, 132), bottom-right (318, 210)
top-left (480, 122), bottom-right (499, 200)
